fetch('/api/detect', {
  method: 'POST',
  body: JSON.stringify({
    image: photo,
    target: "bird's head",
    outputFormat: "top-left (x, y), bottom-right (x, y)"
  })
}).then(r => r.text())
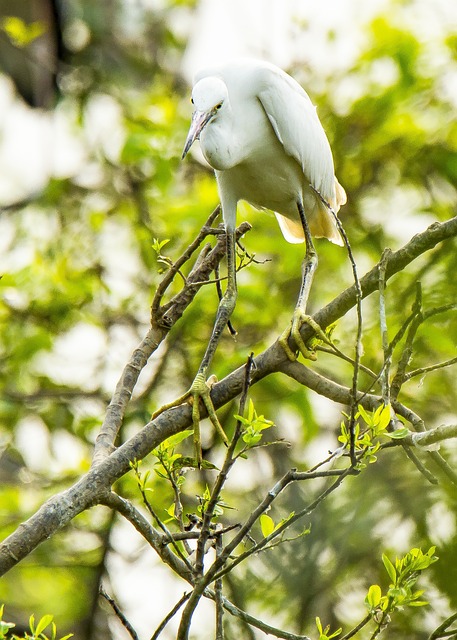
top-left (182, 77), bottom-right (228, 159)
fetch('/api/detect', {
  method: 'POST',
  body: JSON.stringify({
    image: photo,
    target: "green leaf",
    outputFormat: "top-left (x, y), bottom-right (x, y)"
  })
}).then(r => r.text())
top-left (382, 553), bottom-right (397, 583)
top-left (387, 428), bottom-right (410, 439)
top-left (199, 459), bottom-right (219, 470)
top-left (247, 399), bottom-right (255, 422)
top-left (160, 430), bottom-right (193, 450)
top-left (242, 430), bottom-right (262, 445)
top-left (260, 514), bottom-right (275, 537)
top-left (35, 614), bottom-right (54, 636)
top-left (357, 404), bottom-right (372, 425)
top-left (0, 16), bottom-right (46, 48)
top-left (0, 621), bottom-right (15, 635)
top-left (172, 456), bottom-right (218, 470)
top-left (152, 238), bottom-right (170, 254)
top-left (274, 511), bottom-right (295, 531)
top-left (366, 584), bottom-right (382, 608)
top-left (377, 404), bottom-right (392, 431)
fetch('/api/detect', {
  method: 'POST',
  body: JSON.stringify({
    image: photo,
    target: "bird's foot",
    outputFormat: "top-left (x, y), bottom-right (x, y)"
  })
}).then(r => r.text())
top-left (152, 372), bottom-right (228, 467)
top-left (279, 311), bottom-right (331, 361)
top-left (189, 372), bottom-right (229, 466)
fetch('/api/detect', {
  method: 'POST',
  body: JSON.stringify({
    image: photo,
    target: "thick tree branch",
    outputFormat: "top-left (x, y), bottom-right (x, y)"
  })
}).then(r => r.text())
top-left (407, 423), bottom-right (457, 448)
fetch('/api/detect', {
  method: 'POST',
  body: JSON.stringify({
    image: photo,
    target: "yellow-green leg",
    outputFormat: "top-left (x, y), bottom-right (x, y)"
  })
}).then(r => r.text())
top-left (152, 227), bottom-right (237, 465)
top-left (279, 200), bottom-right (324, 362)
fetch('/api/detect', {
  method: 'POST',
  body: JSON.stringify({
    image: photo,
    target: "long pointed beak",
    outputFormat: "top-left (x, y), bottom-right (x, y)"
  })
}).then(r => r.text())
top-left (182, 109), bottom-right (213, 159)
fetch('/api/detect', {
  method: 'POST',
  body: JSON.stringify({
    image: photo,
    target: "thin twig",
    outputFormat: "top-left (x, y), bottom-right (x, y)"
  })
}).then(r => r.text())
top-left (378, 249), bottom-right (392, 405)
top-left (338, 220), bottom-right (363, 468)
top-left (100, 492), bottom-right (194, 583)
top-left (428, 612), bottom-right (457, 640)
top-left (390, 283), bottom-right (423, 402)
top-left (339, 613), bottom-right (373, 640)
top-left (162, 524), bottom-right (240, 543)
top-left (404, 356), bottom-right (457, 381)
top-left (424, 302), bottom-right (457, 320)
top-left (163, 458), bottom-right (193, 556)
top-left (310, 185), bottom-right (363, 467)
top-left (132, 464), bottom-right (194, 573)
top-left (209, 467), bottom-right (352, 584)
top-left (401, 445), bottom-right (439, 484)
top-left (100, 585), bottom-right (140, 640)
top-left (316, 345), bottom-right (378, 380)
top-left (212, 592), bottom-right (311, 640)
top-left (215, 534), bottom-right (224, 640)
top-left (150, 592), bottom-right (191, 640)
top-left (151, 206), bottom-right (221, 316)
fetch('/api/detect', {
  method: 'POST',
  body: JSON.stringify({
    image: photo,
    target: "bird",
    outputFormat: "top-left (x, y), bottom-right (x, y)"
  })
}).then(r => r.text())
top-left (159, 59), bottom-right (346, 462)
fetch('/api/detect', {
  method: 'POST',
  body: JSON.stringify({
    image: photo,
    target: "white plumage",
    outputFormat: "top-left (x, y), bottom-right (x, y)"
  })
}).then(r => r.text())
top-left (183, 59), bottom-right (346, 245)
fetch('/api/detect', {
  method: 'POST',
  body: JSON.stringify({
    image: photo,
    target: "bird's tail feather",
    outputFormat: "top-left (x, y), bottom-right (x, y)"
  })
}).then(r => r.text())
top-left (274, 177), bottom-right (346, 246)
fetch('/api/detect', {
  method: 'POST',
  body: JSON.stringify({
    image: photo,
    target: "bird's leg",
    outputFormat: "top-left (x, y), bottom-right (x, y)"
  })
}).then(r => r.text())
top-left (189, 226), bottom-right (237, 462)
top-left (279, 200), bottom-right (328, 361)
top-left (153, 227), bottom-right (237, 465)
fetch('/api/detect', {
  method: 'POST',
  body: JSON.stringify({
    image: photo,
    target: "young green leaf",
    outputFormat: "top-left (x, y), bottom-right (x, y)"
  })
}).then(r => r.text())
top-left (382, 553), bottom-right (397, 583)
top-left (366, 584), bottom-right (382, 609)
top-left (172, 456), bottom-right (218, 471)
top-left (0, 620), bottom-right (15, 637)
top-left (152, 238), bottom-right (170, 253)
top-left (35, 614), bottom-right (54, 636)
top-left (0, 17), bottom-right (46, 48)
top-left (386, 428), bottom-right (410, 439)
top-left (376, 404), bottom-right (392, 431)
top-left (357, 404), bottom-right (372, 426)
top-left (158, 430), bottom-right (193, 451)
top-left (260, 514), bottom-right (275, 537)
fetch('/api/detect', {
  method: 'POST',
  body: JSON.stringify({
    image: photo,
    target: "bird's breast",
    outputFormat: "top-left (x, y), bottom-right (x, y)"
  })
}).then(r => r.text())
top-left (202, 107), bottom-right (308, 219)
top-left (219, 142), bottom-right (304, 218)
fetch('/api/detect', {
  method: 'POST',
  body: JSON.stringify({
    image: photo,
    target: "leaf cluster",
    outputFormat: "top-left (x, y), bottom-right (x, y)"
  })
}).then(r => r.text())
top-left (0, 608), bottom-right (72, 640)
top-left (365, 548), bottom-right (438, 632)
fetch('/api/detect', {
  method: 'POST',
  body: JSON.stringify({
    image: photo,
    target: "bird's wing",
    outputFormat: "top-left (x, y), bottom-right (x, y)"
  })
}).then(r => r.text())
top-left (256, 66), bottom-right (338, 208)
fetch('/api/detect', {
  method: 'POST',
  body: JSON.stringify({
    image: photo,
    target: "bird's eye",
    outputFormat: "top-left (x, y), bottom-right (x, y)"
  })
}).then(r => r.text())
top-left (216, 102), bottom-right (222, 110)
top-left (191, 97), bottom-right (194, 104)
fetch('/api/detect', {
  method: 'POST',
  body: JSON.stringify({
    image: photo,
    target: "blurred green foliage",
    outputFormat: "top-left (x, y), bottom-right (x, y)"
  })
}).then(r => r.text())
top-left (0, 0), bottom-right (456, 638)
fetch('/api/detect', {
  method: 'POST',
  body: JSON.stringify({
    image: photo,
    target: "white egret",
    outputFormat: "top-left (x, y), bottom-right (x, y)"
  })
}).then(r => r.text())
top-left (161, 60), bottom-right (346, 461)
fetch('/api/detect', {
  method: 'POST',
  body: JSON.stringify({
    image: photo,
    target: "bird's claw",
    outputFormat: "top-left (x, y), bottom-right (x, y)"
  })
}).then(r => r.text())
top-left (279, 311), bottom-right (330, 362)
top-left (189, 372), bottom-right (228, 466)
top-left (152, 373), bottom-right (228, 467)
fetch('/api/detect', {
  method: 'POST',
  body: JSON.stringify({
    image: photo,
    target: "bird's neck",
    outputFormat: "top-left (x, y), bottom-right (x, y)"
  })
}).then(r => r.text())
top-left (200, 109), bottom-right (243, 171)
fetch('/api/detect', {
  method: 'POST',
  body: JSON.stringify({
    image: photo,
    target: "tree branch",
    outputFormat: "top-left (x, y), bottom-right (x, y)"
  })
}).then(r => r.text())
top-left (1, 215), bottom-right (456, 576)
